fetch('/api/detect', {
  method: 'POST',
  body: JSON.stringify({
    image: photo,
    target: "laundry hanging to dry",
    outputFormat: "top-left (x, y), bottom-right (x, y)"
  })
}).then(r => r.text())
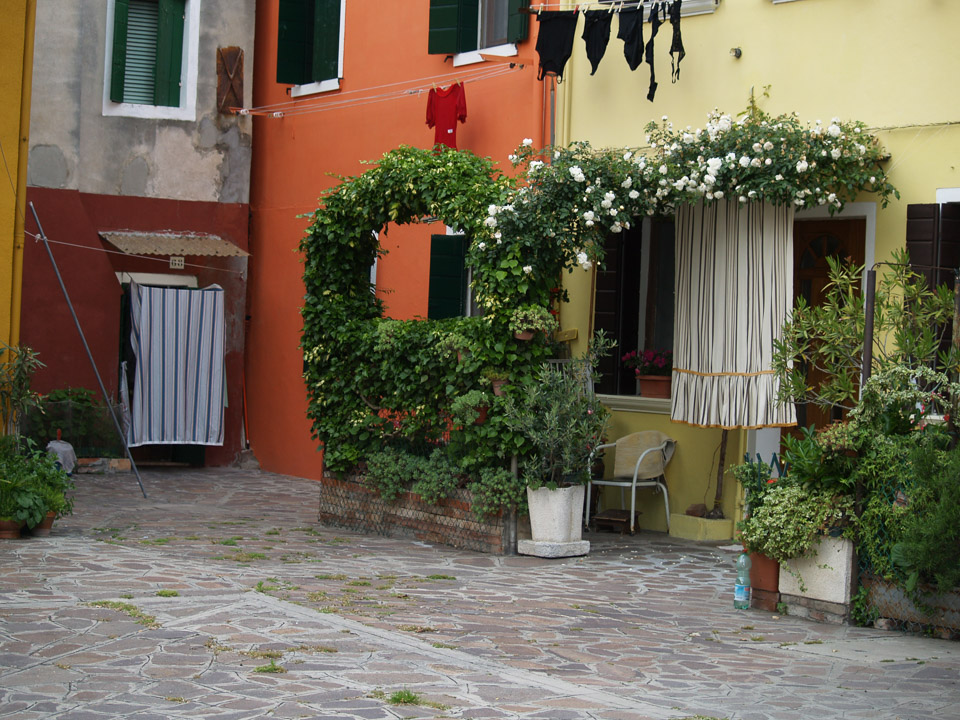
top-left (616, 6), bottom-right (645, 72)
top-left (426, 82), bottom-right (467, 149)
top-left (669, 0), bottom-right (685, 83)
top-left (581, 9), bottom-right (613, 76)
top-left (535, 9), bottom-right (580, 81)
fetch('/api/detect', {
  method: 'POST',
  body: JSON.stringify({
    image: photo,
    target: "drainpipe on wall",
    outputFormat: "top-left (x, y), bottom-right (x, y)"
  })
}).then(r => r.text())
top-left (10, 0), bottom-right (36, 347)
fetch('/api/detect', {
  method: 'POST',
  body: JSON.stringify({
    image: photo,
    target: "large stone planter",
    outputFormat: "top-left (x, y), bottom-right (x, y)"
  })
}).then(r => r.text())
top-left (518, 485), bottom-right (589, 558)
top-left (779, 535), bottom-right (855, 624)
top-left (861, 574), bottom-right (960, 632)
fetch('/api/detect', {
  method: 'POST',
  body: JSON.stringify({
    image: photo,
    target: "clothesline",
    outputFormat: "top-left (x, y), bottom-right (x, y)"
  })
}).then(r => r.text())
top-left (522, 0), bottom-right (700, 13)
top-left (234, 64), bottom-right (521, 119)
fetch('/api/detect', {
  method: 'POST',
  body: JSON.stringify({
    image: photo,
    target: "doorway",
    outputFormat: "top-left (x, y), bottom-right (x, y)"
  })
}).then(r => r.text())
top-left (791, 218), bottom-right (866, 431)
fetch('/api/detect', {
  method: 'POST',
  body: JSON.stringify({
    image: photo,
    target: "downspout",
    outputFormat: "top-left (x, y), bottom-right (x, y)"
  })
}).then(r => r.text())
top-left (10, 0), bottom-right (37, 347)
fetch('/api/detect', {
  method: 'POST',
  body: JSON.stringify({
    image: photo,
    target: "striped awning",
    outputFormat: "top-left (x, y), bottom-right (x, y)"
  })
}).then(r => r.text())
top-left (670, 200), bottom-right (797, 429)
top-left (101, 231), bottom-right (249, 257)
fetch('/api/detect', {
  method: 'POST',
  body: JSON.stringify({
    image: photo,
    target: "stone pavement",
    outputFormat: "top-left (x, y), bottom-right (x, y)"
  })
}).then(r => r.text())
top-left (1, 468), bottom-right (957, 720)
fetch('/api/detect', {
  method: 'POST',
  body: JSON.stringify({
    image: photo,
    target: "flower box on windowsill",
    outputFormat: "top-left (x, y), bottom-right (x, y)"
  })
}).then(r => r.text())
top-left (636, 375), bottom-right (672, 399)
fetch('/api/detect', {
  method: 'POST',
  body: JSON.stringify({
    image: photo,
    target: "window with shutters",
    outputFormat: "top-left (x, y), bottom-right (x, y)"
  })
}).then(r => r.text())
top-left (103, 0), bottom-right (200, 120)
top-left (428, 233), bottom-right (481, 319)
top-left (277, 0), bottom-right (345, 97)
top-left (429, 0), bottom-right (530, 67)
top-left (593, 218), bottom-right (675, 397)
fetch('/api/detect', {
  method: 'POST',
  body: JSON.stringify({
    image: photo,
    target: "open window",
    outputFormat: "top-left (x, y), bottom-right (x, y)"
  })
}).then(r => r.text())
top-left (277, 0), bottom-right (345, 96)
top-left (428, 0), bottom-right (529, 64)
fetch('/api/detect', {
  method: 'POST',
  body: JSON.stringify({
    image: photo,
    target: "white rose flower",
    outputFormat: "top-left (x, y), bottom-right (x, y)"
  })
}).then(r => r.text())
top-left (522, 265), bottom-right (532, 274)
top-left (488, 204), bottom-right (498, 216)
top-left (869, 176), bottom-right (876, 183)
top-left (554, 150), bottom-right (561, 159)
top-left (763, 141), bottom-right (774, 151)
top-left (827, 124), bottom-right (842, 137)
top-left (821, 150), bottom-right (828, 157)
top-left (623, 151), bottom-right (633, 160)
top-left (739, 196), bottom-right (748, 203)
top-left (775, 174), bottom-right (784, 181)
top-left (752, 142), bottom-right (763, 153)
top-left (629, 189), bottom-right (640, 199)
top-left (707, 157), bottom-right (723, 172)
top-left (585, 220), bottom-right (594, 227)
top-left (750, 157), bottom-right (762, 168)
top-left (796, 160), bottom-right (809, 173)
top-left (659, 165), bottom-right (669, 174)
top-left (528, 160), bottom-right (544, 172)
top-left (704, 174), bottom-right (716, 185)
top-left (483, 216), bottom-right (497, 228)
top-left (477, 242), bottom-right (486, 250)
top-left (522, 137), bottom-right (533, 146)
top-left (764, 158), bottom-right (772, 166)
top-left (601, 199), bottom-right (612, 209)
top-left (611, 223), bottom-right (622, 233)
top-left (828, 193), bottom-right (837, 202)
top-left (739, 156), bottom-right (751, 168)
top-left (583, 210), bottom-right (595, 221)
top-left (683, 133), bottom-right (695, 144)
top-left (508, 154), bottom-right (518, 162)
top-left (748, 190), bottom-right (757, 199)
top-left (714, 190), bottom-right (724, 199)
top-left (858, 144), bottom-right (866, 155)
top-left (621, 177), bottom-right (632, 188)
top-left (831, 148), bottom-right (842, 160)
top-left (794, 198), bottom-right (805, 206)
top-left (605, 191), bottom-right (616, 201)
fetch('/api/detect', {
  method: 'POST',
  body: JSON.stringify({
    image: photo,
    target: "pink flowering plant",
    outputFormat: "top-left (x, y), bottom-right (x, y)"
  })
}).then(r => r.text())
top-left (622, 348), bottom-right (673, 377)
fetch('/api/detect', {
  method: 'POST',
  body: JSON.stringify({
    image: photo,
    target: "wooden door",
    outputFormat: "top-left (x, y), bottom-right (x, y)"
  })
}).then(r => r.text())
top-left (791, 219), bottom-right (866, 431)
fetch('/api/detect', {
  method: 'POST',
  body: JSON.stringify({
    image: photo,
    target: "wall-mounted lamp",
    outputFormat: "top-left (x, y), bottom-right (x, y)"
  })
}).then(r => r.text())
top-left (730, 47), bottom-right (742, 59)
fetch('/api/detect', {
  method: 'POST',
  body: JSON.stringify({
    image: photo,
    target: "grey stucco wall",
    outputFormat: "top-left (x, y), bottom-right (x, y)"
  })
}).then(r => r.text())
top-left (28, 0), bottom-right (255, 204)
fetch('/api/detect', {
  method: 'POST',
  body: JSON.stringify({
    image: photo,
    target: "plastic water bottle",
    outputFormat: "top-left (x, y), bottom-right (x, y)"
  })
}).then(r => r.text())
top-left (734, 550), bottom-right (752, 610)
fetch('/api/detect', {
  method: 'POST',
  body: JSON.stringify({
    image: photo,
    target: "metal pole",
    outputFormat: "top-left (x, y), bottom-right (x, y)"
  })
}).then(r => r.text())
top-left (861, 268), bottom-right (877, 390)
top-left (28, 202), bottom-right (147, 498)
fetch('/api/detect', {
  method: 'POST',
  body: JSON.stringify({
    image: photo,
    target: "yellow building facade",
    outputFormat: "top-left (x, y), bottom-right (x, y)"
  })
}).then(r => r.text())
top-left (0, 0), bottom-right (34, 349)
top-left (553, 0), bottom-right (960, 538)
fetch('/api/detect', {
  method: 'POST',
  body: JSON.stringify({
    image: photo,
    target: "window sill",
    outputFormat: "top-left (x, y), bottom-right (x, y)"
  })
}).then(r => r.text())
top-left (452, 43), bottom-right (517, 67)
top-left (290, 78), bottom-right (341, 98)
top-left (598, 394), bottom-right (671, 415)
top-left (102, 100), bottom-right (195, 121)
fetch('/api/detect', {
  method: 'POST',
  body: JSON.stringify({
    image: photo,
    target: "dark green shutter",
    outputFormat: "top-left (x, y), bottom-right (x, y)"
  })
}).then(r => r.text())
top-left (311, 0), bottom-right (340, 82)
top-left (110, 0), bottom-right (130, 102)
top-left (428, 0), bottom-right (461, 54)
top-left (457, 0), bottom-right (479, 53)
top-left (428, 234), bottom-right (468, 319)
top-left (277, 0), bottom-right (313, 84)
top-left (155, 0), bottom-right (185, 106)
top-left (506, 0), bottom-right (529, 44)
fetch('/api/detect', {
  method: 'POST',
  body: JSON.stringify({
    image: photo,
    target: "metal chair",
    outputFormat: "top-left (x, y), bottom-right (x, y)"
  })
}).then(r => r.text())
top-left (586, 431), bottom-right (676, 534)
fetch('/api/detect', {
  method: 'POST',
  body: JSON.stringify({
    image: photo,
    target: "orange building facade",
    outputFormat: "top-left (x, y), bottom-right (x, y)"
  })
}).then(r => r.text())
top-left (247, 1), bottom-right (548, 478)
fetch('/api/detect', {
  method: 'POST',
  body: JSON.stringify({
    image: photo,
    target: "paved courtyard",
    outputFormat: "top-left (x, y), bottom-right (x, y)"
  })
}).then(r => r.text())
top-left (1, 468), bottom-right (957, 719)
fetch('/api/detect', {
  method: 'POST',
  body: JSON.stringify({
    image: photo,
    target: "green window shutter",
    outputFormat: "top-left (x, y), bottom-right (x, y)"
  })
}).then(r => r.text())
top-left (428, 234), bottom-right (468, 319)
top-left (110, 0), bottom-right (130, 102)
top-left (154, 0), bottom-right (185, 106)
top-left (506, 0), bottom-right (529, 44)
top-left (277, 0), bottom-right (313, 84)
top-left (311, 0), bottom-right (340, 82)
top-left (457, 0), bottom-right (480, 53)
top-left (429, 0), bottom-right (462, 54)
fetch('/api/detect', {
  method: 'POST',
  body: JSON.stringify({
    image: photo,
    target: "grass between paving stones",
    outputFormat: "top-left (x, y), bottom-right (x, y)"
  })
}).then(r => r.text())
top-left (253, 659), bottom-right (286, 673)
top-left (86, 601), bottom-right (159, 628)
top-left (155, 589), bottom-right (179, 597)
top-left (370, 689), bottom-right (449, 710)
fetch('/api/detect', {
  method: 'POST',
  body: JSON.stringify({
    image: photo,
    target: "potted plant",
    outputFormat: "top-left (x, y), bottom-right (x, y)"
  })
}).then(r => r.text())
top-left (503, 343), bottom-right (610, 556)
top-left (731, 459), bottom-right (782, 609)
top-left (622, 348), bottom-right (673, 398)
top-left (30, 448), bottom-right (74, 536)
top-left (482, 368), bottom-right (511, 396)
top-left (0, 438), bottom-right (47, 538)
top-left (508, 304), bottom-right (558, 341)
top-left (450, 389), bottom-right (493, 426)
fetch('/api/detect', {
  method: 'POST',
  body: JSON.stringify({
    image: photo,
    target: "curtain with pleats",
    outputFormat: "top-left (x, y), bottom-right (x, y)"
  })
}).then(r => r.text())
top-left (671, 200), bottom-right (797, 429)
top-left (128, 282), bottom-right (226, 446)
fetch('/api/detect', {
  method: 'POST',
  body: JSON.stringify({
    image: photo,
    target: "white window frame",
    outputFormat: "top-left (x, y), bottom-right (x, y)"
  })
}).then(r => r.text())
top-left (289, 0), bottom-right (347, 98)
top-left (102, 0), bottom-right (201, 121)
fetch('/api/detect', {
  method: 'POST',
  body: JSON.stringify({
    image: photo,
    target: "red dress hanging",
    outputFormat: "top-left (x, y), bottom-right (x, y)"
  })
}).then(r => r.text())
top-left (426, 82), bottom-right (467, 150)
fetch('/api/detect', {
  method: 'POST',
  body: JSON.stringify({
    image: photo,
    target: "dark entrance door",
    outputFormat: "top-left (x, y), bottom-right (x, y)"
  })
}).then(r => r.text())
top-left (791, 218), bottom-right (866, 432)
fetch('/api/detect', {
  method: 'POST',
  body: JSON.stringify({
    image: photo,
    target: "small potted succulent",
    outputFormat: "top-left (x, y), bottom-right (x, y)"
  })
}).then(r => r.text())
top-left (508, 305), bottom-right (558, 341)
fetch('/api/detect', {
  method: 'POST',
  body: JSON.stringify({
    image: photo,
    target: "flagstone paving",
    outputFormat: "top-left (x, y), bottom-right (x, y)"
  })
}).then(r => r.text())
top-left (1, 468), bottom-right (957, 719)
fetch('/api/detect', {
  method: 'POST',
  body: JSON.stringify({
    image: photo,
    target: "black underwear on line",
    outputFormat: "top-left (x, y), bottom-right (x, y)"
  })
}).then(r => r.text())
top-left (669, 0), bottom-right (685, 83)
top-left (616, 6), bottom-right (645, 72)
top-left (535, 10), bottom-right (580, 82)
top-left (582, 9), bottom-right (613, 76)
top-left (646, 2), bottom-right (666, 102)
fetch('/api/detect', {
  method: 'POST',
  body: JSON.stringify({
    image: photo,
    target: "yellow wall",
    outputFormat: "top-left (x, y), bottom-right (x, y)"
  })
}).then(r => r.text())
top-left (0, 0), bottom-right (31, 349)
top-left (558, 0), bottom-right (960, 535)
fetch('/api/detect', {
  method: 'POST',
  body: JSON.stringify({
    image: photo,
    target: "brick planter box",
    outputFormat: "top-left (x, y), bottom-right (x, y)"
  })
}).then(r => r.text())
top-left (318, 474), bottom-right (513, 554)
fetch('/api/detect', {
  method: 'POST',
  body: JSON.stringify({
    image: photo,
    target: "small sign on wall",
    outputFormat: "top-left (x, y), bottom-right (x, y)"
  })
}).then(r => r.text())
top-left (169, 256), bottom-right (185, 269)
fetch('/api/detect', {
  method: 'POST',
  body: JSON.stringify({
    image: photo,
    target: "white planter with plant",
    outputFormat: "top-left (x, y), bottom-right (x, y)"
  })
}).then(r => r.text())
top-left (504, 339), bottom-right (610, 558)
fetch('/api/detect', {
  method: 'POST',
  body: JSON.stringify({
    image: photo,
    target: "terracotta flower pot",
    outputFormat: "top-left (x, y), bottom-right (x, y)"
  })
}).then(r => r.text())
top-left (491, 379), bottom-right (509, 396)
top-left (514, 329), bottom-right (535, 341)
top-left (30, 511), bottom-right (57, 537)
top-left (636, 375), bottom-right (672, 399)
top-left (749, 551), bottom-right (780, 611)
top-left (473, 404), bottom-right (489, 425)
top-left (0, 519), bottom-right (24, 539)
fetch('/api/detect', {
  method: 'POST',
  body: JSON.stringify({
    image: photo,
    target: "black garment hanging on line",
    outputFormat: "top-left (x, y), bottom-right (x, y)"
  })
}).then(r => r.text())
top-left (645, 2), bottom-right (666, 102)
top-left (581, 10), bottom-right (613, 76)
top-left (616, 6), bottom-right (645, 72)
top-left (669, 0), bottom-right (685, 83)
top-left (535, 10), bottom-right (580, 81)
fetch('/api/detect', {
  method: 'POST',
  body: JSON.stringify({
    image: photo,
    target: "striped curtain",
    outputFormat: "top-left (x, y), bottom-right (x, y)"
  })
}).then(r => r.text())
top-left (671, 200), bottom-right (797, 429)
top-left (129, 282), bottom-right (226, 446)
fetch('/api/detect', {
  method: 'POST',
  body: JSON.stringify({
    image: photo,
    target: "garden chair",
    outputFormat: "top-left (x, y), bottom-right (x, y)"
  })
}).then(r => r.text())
top-left (585, 430), bottom-right (676, 535)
